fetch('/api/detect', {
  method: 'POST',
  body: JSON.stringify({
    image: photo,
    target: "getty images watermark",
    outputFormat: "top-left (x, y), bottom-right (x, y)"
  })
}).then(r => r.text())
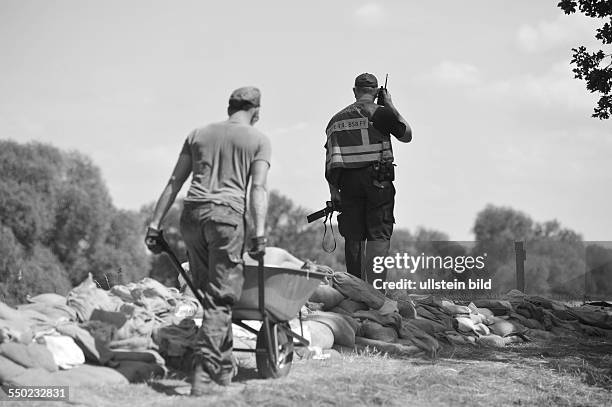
top-left (371, 251), bottom-right (491, 291)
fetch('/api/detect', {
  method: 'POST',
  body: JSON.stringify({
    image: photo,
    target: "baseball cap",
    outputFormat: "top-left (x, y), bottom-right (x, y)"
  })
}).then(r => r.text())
top-left (229, 86), bottom-right (261, 108)
top-left (354, 73), bottom-right (378, 88)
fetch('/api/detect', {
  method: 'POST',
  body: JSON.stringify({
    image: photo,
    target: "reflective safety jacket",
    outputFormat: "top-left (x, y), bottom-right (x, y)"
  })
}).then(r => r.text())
top-left (325, 103), bottom-right (393, 187)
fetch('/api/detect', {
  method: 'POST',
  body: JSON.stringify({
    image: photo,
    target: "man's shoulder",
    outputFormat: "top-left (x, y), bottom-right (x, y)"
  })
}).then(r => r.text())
top-left (188, 122), bottom-right (222, 139)
top-left (194, 121), bottom-right (227, 133)
top-left (331, 103), bottom-right (357, 117)
top-left (327, 103), bottom-right (358, 127)
top-left (232, 124), bottom-right (269, 145)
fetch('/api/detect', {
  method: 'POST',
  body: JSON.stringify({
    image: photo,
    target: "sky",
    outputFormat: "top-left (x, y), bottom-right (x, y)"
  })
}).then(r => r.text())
top-left (0, 0), bottom-right (610, 241)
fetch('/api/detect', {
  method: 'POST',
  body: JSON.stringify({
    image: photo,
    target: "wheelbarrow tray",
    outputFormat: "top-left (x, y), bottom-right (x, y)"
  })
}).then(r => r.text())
top-left (233, 265), bottom-right (327, 322)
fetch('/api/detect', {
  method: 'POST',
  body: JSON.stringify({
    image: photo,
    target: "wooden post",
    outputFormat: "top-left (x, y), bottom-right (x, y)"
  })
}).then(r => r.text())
top-left (515, 241), bottom-right (526, 292)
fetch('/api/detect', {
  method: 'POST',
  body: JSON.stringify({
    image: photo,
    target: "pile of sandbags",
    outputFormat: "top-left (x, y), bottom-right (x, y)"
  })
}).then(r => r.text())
top-left (0, 274), bottom-right (200, 386)
top-left (305, 273), bottom-right (612, 355)
top-left (305, 272), bottom-right (436, 357)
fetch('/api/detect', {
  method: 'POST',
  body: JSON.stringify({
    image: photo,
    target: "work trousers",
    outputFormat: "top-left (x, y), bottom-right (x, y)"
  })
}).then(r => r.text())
top-left (337, 166), bottom-right (395, 285)
top-left (180, 202), bottom-right (245, 384)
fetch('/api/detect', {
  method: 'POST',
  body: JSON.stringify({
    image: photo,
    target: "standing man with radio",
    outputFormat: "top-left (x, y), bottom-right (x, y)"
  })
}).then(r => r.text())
top-left (325, 73), bottom-right (412, 287)
top-left (145, 86), bottom-right (271, 395)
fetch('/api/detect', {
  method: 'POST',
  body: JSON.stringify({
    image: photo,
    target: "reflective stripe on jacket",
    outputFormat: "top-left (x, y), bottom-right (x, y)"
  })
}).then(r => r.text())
top-left (325, 103), bottom-right (393, 187)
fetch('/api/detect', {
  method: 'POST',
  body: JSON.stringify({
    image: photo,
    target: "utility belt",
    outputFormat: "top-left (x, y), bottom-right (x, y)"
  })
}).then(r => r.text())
top-left (372, 160), bottom-right (395, 182)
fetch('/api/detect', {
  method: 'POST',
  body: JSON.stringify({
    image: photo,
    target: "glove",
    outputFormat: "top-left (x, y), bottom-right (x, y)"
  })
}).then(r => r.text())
top-left (145, 226), bottom-right (165, 254)
top-left (247, 236), bottom-right (267, 261)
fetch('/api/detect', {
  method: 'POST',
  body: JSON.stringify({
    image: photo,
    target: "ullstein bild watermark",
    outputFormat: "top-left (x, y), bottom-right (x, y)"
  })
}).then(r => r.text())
top-left (371, 252), bottom-right (491, 291)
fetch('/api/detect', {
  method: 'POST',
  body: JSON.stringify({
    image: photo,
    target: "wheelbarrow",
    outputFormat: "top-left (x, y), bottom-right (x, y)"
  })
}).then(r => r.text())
top-left (155, 233), bottom-right (327, 378)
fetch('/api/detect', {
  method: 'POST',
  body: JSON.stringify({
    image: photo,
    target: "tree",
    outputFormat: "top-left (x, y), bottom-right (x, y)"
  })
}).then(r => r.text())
top-left (0, 140), bottom-right (150, 303)
top-left (558, 0), bottom-right (612, 119)
top-left (86, 208), bottom-right (151, 289)
top-left (471, 204), bottom-right (586, 296)
top-left (472, 204), bottom-right (534, 278)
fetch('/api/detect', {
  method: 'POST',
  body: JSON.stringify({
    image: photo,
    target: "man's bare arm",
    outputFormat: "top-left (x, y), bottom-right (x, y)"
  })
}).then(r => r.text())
top-left (149, 153), bottom-right (192, 229)
top-left (249, 160), bottom-right (269, 237)
top-left (380, 89), bottom-right (412, 143)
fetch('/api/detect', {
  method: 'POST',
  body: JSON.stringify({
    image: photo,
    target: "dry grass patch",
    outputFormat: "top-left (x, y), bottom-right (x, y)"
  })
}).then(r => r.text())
top-left (17, 338), bottom-right (612, 407)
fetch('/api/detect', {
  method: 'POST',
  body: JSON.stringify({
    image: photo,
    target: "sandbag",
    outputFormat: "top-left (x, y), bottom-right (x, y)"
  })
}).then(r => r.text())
top-left (477, 334), bottom-right (509, 348)
top-left (408, 318), bottom-right (448, 336)
top-left (474, 323), bottom-right (490, 336)
top-left (468, 312), bottom-right (489, 325)
top-left (305, 312), bottom-right (356, 347)
top-left (6, 367), bottom-right (69, 386)
top-left (67, 274), bottom-right (123, 321)
top-left (56, 321), bottom-right (113, 364)
top-left (353, 310), bottom-right (402, 331)
top-left (336, 299), bottom-right (368, 314)
top-left (0, 354), bottom-right (27, 383)
top-left (468, 302), bottom-right (495, 319)
top-left (110, 360), bottom-right (165, 383)
top-left (113, 307), bottom-right (157, 342)
top-left (399, 320), bottom-right (441, 357)
top-left (524, 318), bottom-right (544, 330)
top-left (526, 329), bottom-right (555, 340)
top-left (415, 304), bottom-right (455, 329)
top-left (27, 293), bottom-right (67, 306)
top-left (0, 342), bottom-right (57, 372)
top-left (378, 299), bottom-right (399, 315)
top-left (456, 317), bottom-right (489, 336)
top-left (488, 317), bottom-right (521, 337)
top-left (360, 320), bottom-right (398, 343)
top-left (455, 316), bottom-right (478, 334)
top-left (90, 309), bottom-right (128, 329)
top-left (338, 314), bottom-right (362, 337)
top-left (329, 306), bottom-right (352, 316)
top-left (109, 337), bottom-right (152, 351)
top-left (567, 308), bottom-right (612, 330)
top-left (304, 320), bottom-right (334, 350)
top-left (446, 332), bottom-right (475, 346)
top-left (53, 364), bottom-right (129, 386)
top-left (332, 272), bottom-right (385, 309)
top-left (43, 335), bottom-right (85, 369)
top-left (308, 284), bottom-right (345, 311)
top-left (397, 299), bottom-right (417, 319)
top-left (17, 302), bottom-right (76, 323)
top-left (472, 299), bottom-right (512, 316)
top-left (0, 302), bottom-right (26, 321)
top-left (0, 319), bottom-right (33, 344)
top-left (440, 301), bottom-right (470, 315)
top-left (354, 337), bottom-right (422, 357)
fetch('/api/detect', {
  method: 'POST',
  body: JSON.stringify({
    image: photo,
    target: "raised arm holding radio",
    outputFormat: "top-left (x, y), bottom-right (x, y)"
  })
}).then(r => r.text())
top-left (322, 73), bottom-right (412, 288)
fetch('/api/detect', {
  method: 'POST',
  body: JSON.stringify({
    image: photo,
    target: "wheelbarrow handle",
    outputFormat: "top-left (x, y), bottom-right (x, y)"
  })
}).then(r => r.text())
top-left (156, 231), bottom-right (206, 308)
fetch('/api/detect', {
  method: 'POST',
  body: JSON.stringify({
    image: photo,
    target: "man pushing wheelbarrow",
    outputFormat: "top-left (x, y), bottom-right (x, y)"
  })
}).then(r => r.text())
top-left (145, 86), bottom-right (271, 396)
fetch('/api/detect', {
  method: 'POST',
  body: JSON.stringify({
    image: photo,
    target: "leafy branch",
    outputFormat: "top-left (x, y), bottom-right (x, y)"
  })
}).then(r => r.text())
top-left (558, 0), bottom-right (612, 119)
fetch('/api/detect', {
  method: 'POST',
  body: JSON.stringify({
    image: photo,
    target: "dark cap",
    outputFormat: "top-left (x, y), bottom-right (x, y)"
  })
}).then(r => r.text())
top-left (228, 86), bottom-right (261, 109)
top-left (354, 73), bottom-right (378, 88)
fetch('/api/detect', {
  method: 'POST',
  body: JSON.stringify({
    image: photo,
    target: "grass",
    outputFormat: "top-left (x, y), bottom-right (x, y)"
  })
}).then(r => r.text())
top-left (16, 336), bottom-right (611, 407)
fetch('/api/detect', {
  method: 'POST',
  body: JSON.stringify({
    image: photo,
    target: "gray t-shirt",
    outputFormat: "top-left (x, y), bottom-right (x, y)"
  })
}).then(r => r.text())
top-left (181, 120), bottom-right (271, 214)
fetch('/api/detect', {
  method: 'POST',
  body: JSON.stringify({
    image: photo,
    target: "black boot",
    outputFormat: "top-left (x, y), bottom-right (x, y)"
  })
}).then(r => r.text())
top-left (344, 239), bottom-right (365, 279)
top-left (364, 240), bottom-right (390, 291)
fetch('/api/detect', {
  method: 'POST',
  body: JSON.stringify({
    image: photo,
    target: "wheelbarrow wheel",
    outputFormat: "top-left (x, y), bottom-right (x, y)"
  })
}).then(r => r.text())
top-left (256, 322), bottom-right (293, 378)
